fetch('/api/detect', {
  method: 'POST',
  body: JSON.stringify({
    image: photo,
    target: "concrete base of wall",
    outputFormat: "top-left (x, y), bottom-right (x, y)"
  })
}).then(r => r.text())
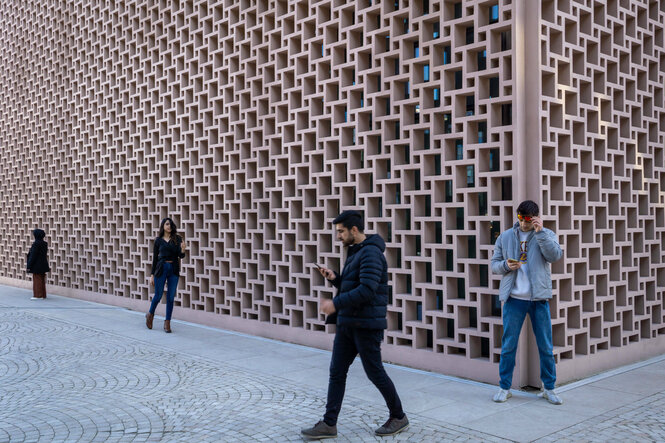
top-left (4, 276), bottom-right (664, 387)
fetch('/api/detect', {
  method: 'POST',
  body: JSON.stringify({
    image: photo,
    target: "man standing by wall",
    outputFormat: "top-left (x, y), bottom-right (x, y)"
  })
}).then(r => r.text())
top-left (301, 210), bottom-right (409, 439)
top-left (490, 200), bottom-right (564, 405)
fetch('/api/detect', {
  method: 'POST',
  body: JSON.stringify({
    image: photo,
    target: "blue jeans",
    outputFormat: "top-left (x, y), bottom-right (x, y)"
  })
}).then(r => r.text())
top-left (149, 262), bottom-right (179, 320)
top-left (499, 297), bottom-right (556, 390)
top-left (323, 325), bottom-right (404, 426)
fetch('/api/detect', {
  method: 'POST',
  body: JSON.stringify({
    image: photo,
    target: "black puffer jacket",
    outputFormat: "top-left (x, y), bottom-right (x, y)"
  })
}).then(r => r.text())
top-left (331, 234), bottom-right (389, 329)
top-left (27, 230), bottom-right (50, 274)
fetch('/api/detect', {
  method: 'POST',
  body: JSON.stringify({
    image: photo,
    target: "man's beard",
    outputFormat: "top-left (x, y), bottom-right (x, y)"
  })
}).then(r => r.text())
top-left (343, 235), bottom-right (355, 247)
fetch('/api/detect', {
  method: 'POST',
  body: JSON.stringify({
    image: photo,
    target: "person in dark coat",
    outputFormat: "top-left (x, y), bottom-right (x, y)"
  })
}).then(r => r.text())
top-left (301, 210), bottom-right (409, 439)
top-left (146, 217), bottom-right (187, 333)
top-left (26, 228), bottom-right (50, 299)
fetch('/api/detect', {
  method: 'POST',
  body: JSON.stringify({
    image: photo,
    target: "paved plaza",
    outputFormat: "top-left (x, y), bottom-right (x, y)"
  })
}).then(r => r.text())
top-left (0, 285), bottom-right (663, 442)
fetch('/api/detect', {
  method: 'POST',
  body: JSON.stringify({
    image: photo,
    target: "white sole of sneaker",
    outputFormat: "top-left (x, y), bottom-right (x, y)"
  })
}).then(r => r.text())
top-left (493, 393), bottom-right (512, 402)
top-left (538, 392), bottom-right (563, 405)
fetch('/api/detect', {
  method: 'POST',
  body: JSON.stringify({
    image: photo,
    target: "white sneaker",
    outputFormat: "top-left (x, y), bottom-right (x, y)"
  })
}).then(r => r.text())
top-left (539, 389), bottom-right (563, 405)
top-left (493, 388), bottom-right (512, 402)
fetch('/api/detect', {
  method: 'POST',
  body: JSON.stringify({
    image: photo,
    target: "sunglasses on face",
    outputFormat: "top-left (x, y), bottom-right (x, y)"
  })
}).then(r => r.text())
top-left (517, 214), bottom-right (534, 222)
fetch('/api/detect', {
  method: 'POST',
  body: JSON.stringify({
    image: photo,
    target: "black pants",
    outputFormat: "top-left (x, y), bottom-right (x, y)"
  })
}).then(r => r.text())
top-left (323, 325), bottom-right (404, 425)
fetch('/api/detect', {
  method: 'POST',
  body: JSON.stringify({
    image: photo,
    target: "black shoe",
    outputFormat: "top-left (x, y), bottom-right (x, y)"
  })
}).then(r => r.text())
top-left (375, 415), bottom-right (409, 436)
top-left (301, 420), bottom-right (337, 439)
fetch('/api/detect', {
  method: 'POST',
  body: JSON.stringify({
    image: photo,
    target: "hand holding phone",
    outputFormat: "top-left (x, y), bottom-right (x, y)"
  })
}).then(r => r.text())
top-left (312, 263), bottom-right (334, 280)
top-left (506, 258), bottom-right (521, 270)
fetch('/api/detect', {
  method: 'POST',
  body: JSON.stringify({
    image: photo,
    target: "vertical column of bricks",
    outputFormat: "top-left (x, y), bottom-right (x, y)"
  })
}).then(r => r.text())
top-left (539, 0), bottom-right (665, 361)
top-left (0, 0), bottom-right (520, 379)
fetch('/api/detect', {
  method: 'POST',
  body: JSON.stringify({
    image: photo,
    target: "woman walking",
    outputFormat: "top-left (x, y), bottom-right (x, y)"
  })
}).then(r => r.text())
top-left (146, 218), bottom-right (186, 333)
top-left (26, 228), bottom-right (51, 299)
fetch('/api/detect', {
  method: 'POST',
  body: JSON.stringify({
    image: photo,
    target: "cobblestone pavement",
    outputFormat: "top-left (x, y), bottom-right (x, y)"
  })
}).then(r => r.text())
top-left (535, 392), bottom-right (665, 442)
top-left (0, 309), bottom-right (501, 442)
top-left (1, 305), bottom-right (664, 442)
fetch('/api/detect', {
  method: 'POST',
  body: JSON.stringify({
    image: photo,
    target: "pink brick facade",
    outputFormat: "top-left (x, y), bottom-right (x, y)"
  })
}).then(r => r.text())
top-left (1, 0), bottom-right (664, 386)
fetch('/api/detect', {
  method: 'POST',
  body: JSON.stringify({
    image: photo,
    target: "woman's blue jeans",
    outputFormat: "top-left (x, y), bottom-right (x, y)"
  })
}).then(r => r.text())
top-left (499, 297), bottom-right (556, 390)
top-left (149, 262), bottom-right (179, 320)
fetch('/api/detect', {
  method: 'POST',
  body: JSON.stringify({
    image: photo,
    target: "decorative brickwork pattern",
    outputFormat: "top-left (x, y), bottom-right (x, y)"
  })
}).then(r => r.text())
top-left (539, 0), bottom-right (665, 361)
top-left (0, 0), bottom-right (516, 379)
top-left (1, 0), bottom-right (663, 384)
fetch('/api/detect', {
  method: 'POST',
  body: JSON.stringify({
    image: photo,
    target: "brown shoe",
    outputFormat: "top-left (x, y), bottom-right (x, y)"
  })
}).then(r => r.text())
top-left (145, 312), bottom-right (154, 330)
top-left (301, 420), bottom-right (337, 439)
top-left (164, 320), bottom-right (172, 333)
top-left (375, 415), bottom-right (409, 436)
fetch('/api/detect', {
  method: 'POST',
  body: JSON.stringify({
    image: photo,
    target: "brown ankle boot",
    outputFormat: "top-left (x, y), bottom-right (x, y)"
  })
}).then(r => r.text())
top-left (145, 312), bottom-right (154, 329)
top-left (164, 320), bottom-right (172, 333)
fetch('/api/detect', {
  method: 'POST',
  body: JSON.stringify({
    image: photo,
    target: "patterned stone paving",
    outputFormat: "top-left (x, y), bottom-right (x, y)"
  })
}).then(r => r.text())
top-left (1, 306), bottom-right (663, 442)
top-left (0, 309), bottom-right (501, 442)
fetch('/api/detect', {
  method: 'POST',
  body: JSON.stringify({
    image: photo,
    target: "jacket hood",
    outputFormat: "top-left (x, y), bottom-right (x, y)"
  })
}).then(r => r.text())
top-left (360, 234), bottom-right (386, 252)
top-left (33, 229), bottom-right (46, 240)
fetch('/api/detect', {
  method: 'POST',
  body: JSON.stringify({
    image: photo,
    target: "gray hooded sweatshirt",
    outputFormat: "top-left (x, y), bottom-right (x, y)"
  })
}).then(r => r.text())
top-left (491, 222), bottom-right (563, 302)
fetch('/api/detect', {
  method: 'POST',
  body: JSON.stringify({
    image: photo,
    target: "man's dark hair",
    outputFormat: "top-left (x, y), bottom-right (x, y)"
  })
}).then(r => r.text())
top-left (517, 200), bottom-right (539, 216)
top-left (333, 210), bottom-right (364, 232)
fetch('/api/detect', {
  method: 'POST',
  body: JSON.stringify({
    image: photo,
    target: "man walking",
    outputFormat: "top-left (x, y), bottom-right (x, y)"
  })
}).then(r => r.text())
top-left (490, 200), bottom-right (564, 405)
top-left (301, 210), bottom-right (409, 439)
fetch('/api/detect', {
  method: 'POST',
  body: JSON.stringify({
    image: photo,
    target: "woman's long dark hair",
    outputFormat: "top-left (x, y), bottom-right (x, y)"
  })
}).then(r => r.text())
top-left (158, 217), bottom-right (181, 244)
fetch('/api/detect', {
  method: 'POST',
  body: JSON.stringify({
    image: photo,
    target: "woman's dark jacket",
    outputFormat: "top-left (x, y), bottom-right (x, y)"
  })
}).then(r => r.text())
top-left (330, 234), bottom-right (390, 330)
top-left (151, 236), bottom-right (186, 277)
top-left (27, 240), bottom-right (50, 274)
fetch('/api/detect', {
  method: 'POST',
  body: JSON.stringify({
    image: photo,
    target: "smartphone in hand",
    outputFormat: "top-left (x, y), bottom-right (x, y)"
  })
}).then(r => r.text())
top-left (312, 263), bottom-right (334, 280)
top-left (507, 258), bottom-right (519, 264)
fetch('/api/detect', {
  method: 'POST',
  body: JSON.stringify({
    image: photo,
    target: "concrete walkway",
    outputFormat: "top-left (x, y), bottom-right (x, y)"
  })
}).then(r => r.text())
top-left (0, 284), bottom-right (663, 442)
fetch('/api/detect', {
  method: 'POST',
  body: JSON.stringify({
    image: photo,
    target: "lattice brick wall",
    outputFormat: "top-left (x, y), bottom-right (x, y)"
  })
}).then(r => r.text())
top-left (539, 0), bottom-right (665, 364)
top-left (0, 0), bottom-right (516, 381)
top-left (2, 0), bottom-right (663, 384)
